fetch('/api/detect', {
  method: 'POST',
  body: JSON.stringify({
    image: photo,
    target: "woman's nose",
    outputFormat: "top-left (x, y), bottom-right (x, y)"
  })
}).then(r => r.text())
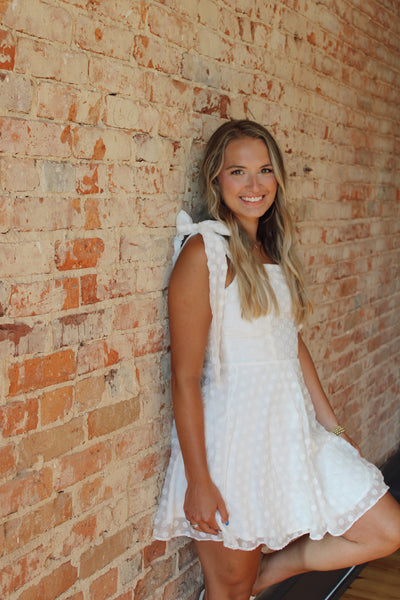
top-left (245, 173), bottom-right (261, 191)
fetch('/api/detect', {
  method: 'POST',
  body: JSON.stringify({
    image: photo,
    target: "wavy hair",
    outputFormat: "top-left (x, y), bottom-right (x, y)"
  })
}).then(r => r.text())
top-left (201, 119), bottom-right (312, 325)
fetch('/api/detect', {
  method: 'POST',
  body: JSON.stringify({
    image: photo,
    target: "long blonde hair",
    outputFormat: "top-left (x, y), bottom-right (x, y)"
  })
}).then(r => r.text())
top-left (201, 119), bottom-right (312, 325)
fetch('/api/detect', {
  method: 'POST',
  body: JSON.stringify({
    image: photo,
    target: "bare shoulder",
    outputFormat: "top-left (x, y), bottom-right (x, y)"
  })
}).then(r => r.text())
top-left (169, 234), bottom-right (208, 290)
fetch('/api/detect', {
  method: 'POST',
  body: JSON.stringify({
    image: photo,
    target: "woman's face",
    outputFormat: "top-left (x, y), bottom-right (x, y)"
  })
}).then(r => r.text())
top-left (217, 136), bottom-right (278, 234)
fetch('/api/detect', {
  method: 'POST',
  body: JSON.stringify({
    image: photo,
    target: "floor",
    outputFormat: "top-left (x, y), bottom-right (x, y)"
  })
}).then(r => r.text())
top-left (340, 549), bottom-right (400, 600)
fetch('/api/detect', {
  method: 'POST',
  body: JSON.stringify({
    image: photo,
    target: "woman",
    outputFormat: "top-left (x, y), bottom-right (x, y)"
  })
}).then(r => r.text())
top-left (153, 120), bottom-right (400, 600)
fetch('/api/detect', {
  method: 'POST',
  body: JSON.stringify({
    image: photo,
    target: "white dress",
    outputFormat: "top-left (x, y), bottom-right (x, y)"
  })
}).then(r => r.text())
top-left (153, 212), bottom-right (388, 551)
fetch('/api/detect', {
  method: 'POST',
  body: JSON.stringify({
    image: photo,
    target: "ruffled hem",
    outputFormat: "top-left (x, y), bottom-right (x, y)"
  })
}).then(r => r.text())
top-left (154, 480), bottom-right (388, 551)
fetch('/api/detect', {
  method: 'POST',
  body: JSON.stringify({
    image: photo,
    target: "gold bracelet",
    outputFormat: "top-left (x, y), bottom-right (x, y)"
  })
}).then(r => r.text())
top-left (331, 425), bottom-right (346, 436)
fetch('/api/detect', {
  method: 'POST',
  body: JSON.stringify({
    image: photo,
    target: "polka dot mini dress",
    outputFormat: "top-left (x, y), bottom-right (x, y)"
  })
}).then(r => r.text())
top-left (153, 211), bottom-right (388, 551)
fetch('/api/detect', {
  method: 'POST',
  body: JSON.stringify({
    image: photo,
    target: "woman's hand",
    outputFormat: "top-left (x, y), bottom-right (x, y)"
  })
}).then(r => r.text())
top-left (184, 477), bottom-right (229, 535)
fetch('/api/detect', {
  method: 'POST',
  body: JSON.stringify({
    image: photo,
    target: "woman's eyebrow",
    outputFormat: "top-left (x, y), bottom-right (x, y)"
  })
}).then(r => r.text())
top-left (224, 163), bottom-right (273, 169)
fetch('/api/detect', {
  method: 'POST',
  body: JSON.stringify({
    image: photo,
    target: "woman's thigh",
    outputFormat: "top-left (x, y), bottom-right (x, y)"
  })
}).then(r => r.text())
top-left (194, 539), bottom-right (261, 593)
top-left (342, 492), bottom-right (400, 549)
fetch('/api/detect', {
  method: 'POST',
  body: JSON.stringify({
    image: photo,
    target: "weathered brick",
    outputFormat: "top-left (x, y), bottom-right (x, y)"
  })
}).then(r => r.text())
top-left (55, 441), bottom-right (112, 491)
top-left (88, 567), bottom-right (118, 600)
top-left (63, 515), bottom-right (97, 556)
top-left (88, 398), bottom-right (140, 439)
top-left (15, 37), bottom-right (87, 84)
top-left (79, 525), bottom-right (134, 579)
top-left (0, 117), bottom-right (72, 157)
top-left (0, 240), bottom-right (53, 277)
top-left (4, 492), bottom-right (72, 554)
top-left (134, 555), bottom-right (175, 600)
top-left (0, 397), bottom-right (38, 437)
top-left (77, 333), bottom-right (134, 375)
top-left (14, 195), bottom-right (82, 231)
top-left (72, 125), bottom-right (131, 160)
top-left (2, 0), bottom-right (72, 43)
top-left (0, 443), bottom-right (15, 478)
top-left (40, 385), bottom-right (73, 425)
top-left (37, 81), bottom-right (102, 125)
top-left (8, 349), bottom-right (76, 396)
top-left (0, 28), bottom-right (15, 70)
top-left (148, 5), bottom-right (194, 49)
top-left (133, 35), bottom-right (182, 75)
top-left (0, 71), bottom-right (33, 114)
top-left (41, 161), bottom-right (75, 192)
top-left (9, 277), bottom-right (79, 317)
top-left (55, 237), bottom-right (105, 270)
top-left (17, 417), bottom-right (85, 469)
top-left (0, 543), bottom-right (51, 597)
top-left (17, 561), bottom-right (78, 600)
top-left (104, 95), bottom-right (159, 132)
top-left (75, 15), bottom-right (133, 60)
top-left (89, 55), bottom-right (149, 98)
top-left (0, 467), bottom-right (52, 518)
top-left (1, 157), bottom-right (39, 191)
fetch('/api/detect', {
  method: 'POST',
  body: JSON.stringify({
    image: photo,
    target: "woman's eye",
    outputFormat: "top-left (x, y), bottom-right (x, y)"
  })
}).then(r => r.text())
top-left (261, 167), bottom-right (273, 174)
top-left (230, 169), bottom-right (243, 175)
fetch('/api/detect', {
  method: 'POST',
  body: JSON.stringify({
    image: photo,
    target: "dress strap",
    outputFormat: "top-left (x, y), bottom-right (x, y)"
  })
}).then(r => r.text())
top-left (173, 210), bottom-right (231, 385)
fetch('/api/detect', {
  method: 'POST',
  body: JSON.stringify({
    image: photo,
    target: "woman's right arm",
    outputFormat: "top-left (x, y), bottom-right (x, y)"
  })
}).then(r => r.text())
top-left (168, 234), bottom-right (229, 535)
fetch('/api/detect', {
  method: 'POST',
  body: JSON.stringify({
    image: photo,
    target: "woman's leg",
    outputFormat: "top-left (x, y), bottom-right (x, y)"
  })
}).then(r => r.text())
top-left (194, 539), bottom-right (261, 600)
top-left (252, 492), bottom-right (400, 595)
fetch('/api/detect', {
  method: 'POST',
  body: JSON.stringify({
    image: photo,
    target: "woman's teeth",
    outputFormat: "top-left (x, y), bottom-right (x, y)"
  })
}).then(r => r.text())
top-left (241, 196), bottom-right (263, 202)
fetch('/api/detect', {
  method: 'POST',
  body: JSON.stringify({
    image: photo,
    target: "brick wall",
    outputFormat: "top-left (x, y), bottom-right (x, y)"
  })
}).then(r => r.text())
top-left (0, 1), bottom-right (399, 599)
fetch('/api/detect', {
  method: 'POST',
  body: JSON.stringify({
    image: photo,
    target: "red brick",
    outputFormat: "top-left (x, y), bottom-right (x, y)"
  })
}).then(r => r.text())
top-left (143, 540), bottom-right (166, 568)
top-left (113, 297), bottom-right (161, 330)
top-left (79, 525), bottom-right (134, 578)
top-left (0, 117), bottom-right (72, 157)
top-left (0, 397), bottom-right (38, 437)
top-left (0, 28), bottom-right (15, 70)
top-left (52, 310), bottom-right (110, 349)
top-left (193, 87), bottom-right (230, 117)
top-left (0, 467), bottom-right (52, 518)
top-left (17, 417), bottom-right (85, 470)
top-left (63, 515), bottom-right (97, 556)
top-left (55, 237), bottom-right (105, 271)
top-left (17, 561), bottom-right (78, 600)
top-left (0, 443), bottom-right (15, 478)
top-left (9, 278), bottom-right (79, 317)
top-left (37, 81), bottom-right (102, 124)
top-left (8, 349), bottom-right (76, 396)
top-left (75, 15), bottom-right (132, 60)
top-left (72, 125), bottom-right (131, 160)
top-left (0, 543), bottom-right (50, 597)
top-left (88, 398), bottom-right (140, 439)
top-left (55, 441), bottom-right (112, 491)
top-left (133, 35), bottom-right (182, 75)
top-left (40, 386), bottom-right (73, 425)
top-left (114, 424), bottom-right (155, 462)
top-left (75, 476), bottom-right (113, 514)
top-left (134, 324), bottom-right (168, 357)
top-left (134, 555), bottom-right (175, 600)
top-left (77, 334), bottom-right (134, 375)
top-left (4, 493), bottom-right (72, 554)
top-left (85, 197), bottom-right (137, 229)
top-left (89, 567), bottom-right (118, 600)
top-left (75, 374), bottom-right (106, 411)
top-left (89, 55), bottom-right (149, 98)
top-left (76, 163), bottom-right (106, 194)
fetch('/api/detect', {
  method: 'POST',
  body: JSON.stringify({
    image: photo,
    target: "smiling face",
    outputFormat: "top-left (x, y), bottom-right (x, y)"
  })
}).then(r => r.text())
top-left (217, 136), bottom-right (278, 237)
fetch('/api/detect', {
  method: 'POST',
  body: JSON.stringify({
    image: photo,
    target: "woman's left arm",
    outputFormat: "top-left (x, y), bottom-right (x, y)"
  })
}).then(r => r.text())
top-left (298, 333), bottom-right (361, 454)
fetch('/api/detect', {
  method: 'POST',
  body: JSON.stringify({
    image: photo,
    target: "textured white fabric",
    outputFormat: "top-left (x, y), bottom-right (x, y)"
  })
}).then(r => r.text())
top-left (154, 219), bottom-right (388, 551)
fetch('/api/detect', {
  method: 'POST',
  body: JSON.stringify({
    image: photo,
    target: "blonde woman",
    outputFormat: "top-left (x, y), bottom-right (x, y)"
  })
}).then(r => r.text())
top-left (153, 120), bottom-right (400, 600)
